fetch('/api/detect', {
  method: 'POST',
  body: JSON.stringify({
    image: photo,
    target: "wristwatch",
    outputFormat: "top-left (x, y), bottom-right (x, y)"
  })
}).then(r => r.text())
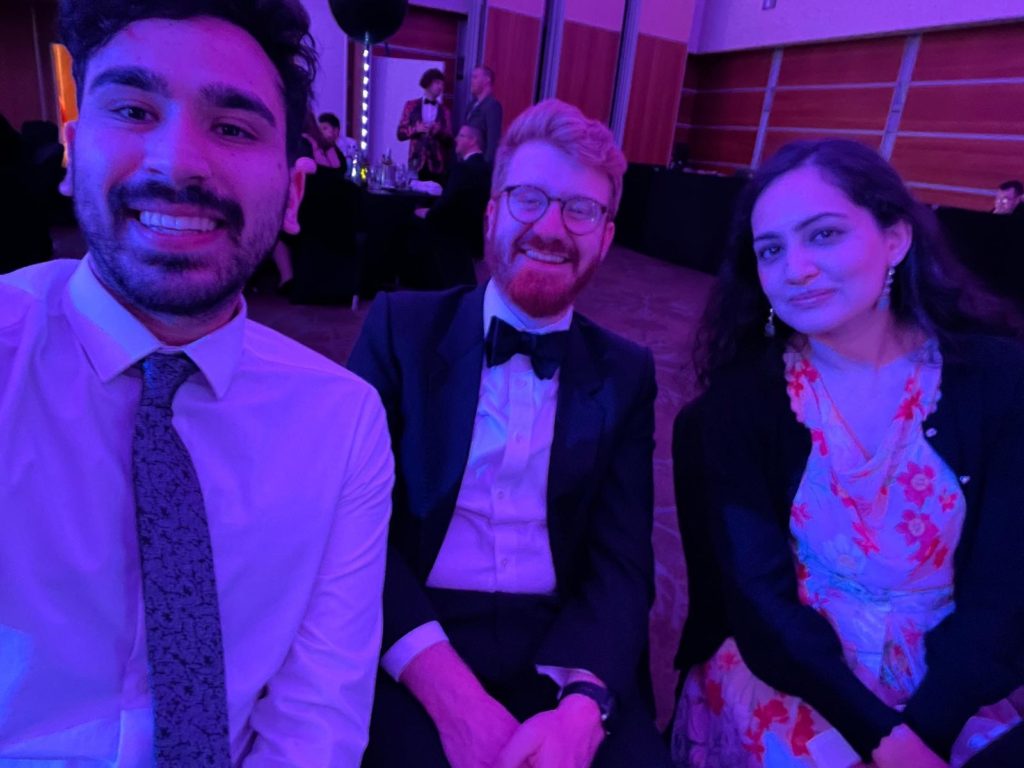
top-left (558, 681), bottom-right (617, 735)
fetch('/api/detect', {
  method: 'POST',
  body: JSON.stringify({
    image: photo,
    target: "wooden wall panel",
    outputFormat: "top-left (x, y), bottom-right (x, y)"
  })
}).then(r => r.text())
top-left (761, 129), bottom-right (880, 161)
top-left (913, 22), bottom-right (1024, 81)
top-left (908, 185), bottom-right (994, 212)
top-left (777, 36), bottom-right (904, 86)
top-left (685, 49), bottom-right (773, 90)
top-left (687, 127), bottom-right (756, 166)
top-left (556, 21), bottom-right (619, 123)
top-left (0, 4), bottom-right (49, 128)
top-left (484, 7), bottom-right (542, 131)
top-left (690, 90), bottom-right (764, 128)
top-left (890, 137), bottom-right (1024, 191)
top-left (769, 87), bottom-right (892, 131)
top-left (901, 84), bottom-right (1024, 135)
top-left (677, 90), bottom-right (696, 125)
top-left (623, 34), bottom-right (687, 165)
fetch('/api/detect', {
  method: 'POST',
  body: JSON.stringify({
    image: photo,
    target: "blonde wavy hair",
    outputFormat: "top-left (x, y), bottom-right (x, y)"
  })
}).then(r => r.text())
top-left (491, 99), bottom-right (627, 217)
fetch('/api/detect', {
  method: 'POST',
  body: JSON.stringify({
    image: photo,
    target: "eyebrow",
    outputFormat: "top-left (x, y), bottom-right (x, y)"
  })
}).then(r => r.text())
top-left (88, 68), bottom-right (276, 128)
top-left (89, 66), bottom-right (171, 96)
top-left (753, 212), bottom-right (847, 242)
top-left (200, 83), bottom-right (277, 127)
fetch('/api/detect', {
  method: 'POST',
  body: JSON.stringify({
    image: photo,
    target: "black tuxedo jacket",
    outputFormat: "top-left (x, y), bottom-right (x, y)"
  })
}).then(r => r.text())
top-left (425, 153), bottom-right (492, 255)
top-left (347, 285), bottom-right (657, 696)
top-left (463, 94), bottom-right (503, 164)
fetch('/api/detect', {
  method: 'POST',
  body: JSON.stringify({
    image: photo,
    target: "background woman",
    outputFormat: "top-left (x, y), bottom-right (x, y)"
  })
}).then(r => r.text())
top-left (671, 139), bottom-right (1024, 768)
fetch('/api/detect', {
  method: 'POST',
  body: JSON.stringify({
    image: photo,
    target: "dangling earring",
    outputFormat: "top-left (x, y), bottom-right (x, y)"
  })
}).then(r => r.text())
top-left (764, 307), bottom-right (776, 338)
top-left (877, 265), bottom-right (896, 310)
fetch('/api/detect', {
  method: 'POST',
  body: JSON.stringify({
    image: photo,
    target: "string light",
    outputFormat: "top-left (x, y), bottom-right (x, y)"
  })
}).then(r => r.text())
top-left (360, 35), bottom-right (370, 153)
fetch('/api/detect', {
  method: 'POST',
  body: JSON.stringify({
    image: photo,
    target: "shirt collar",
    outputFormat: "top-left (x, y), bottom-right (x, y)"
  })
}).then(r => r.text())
top-left (62, 255), bottom-right (246, 399)
top-left (462, 150), bottom-right (482, 161)
top-left (483, 279), bottom-right (573, 335)
top-left (423, 94), bottom-right (442, 105)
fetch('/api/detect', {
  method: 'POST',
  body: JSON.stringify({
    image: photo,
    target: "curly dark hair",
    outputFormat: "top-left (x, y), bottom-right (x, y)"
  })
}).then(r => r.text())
top-left (419, 68), bottom-right (445, 90)
top-left (695, 139), bottom-right (1014, 386)
top-left (58, 0), bottom-right (317, 163)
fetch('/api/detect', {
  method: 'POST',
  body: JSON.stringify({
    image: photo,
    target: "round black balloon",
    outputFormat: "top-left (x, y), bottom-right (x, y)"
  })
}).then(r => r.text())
top-left (329, 0), bottom-right (408, 45)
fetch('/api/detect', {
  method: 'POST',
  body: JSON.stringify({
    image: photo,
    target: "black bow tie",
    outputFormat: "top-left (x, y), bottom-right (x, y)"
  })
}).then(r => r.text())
top-left (424, 98), bottom-right (438, 105)
top-left (485, 317), bottom-right (569, 380)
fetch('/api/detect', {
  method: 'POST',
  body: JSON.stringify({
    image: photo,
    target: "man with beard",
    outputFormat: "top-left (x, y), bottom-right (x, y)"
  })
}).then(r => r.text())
top-left (0, 1), bottom-right (392, 764)
top-left (350, 99), bottom-right (668, 768)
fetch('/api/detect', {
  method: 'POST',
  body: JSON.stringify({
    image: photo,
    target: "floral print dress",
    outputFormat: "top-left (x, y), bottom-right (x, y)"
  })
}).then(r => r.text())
top-left (671, 343), bottom-right (1012, 767)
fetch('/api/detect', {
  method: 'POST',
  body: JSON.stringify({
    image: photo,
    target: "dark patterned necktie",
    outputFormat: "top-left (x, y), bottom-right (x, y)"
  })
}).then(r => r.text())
top-left (132, 353), bottom-right (231, 767)
top-left (484, 316), bottom-right (569, 380)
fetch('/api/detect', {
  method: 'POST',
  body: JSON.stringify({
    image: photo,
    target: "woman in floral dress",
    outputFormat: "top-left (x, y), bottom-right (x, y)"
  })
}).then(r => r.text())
top-left (671, 140), bottom-right (1024, 768)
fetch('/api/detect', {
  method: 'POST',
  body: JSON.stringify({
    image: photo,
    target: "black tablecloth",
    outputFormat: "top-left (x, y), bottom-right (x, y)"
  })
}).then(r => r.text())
top-left (358, 187), bottom-right (437, 294)
top-left (935, 206), bottom-right (1024, 313)
top-left (615, 164), bottom-right (746, 275)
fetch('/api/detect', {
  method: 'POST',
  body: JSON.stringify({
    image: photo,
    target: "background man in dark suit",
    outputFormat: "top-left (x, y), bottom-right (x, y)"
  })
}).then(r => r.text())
top-left (351, 99), bottom-right (669, 768)
top-left (409, 124), bottom-right (491, 288)
top-left (464, 65), bottom-right (503, 164)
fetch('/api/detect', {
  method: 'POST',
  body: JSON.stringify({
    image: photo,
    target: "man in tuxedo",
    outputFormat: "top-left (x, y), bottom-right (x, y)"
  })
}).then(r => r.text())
top-left (351, 99), bottom-right (669, 768)
top-left (398, 68), bottom-right (453, 183)
top-left (464, 65), bottom-right (503, 164)
top-left (409, 124), bottom-right (491, 288)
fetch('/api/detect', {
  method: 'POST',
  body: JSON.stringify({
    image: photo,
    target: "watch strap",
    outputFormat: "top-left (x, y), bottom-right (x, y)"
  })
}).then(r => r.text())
top-left (558, 681), bottom-right (616, 734)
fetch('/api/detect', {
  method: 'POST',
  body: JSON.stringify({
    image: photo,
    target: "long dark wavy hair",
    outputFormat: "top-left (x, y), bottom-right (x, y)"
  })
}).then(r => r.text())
top-left (695, 139), bottom-right (1014, 386)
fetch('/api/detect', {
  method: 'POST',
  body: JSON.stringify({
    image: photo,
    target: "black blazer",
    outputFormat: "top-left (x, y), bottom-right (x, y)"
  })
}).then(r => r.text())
top-left (347, 285), bottom-right (657, 696)
top-left (425, 153), bottom-right (492, 256)
top-left (463, 94), bottom-right (503, 164)
top-left (679, 335), bottom-right (1024, 762)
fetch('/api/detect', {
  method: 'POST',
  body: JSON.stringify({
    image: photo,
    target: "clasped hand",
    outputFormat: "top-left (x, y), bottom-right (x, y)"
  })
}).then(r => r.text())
top-left (440, 689), bottom-right (605, 768)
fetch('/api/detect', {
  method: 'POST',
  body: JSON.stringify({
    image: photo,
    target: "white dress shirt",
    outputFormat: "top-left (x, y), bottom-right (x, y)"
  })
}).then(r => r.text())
top-left (0, 258), bottom-right (394, 766)
top-left (421, 95), bottom-right (440, 125)
top-left (382, 281), bottom-right (583, 682)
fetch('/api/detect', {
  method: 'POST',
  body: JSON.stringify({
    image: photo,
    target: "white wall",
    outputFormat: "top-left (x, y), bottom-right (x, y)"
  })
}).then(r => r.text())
top-left (302, 0), bottom-right (349, 127)
top-left (693, 0), bottom-right (1024, 53)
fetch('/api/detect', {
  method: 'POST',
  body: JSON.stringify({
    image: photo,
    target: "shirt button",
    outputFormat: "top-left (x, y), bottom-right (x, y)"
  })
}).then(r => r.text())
top-left (514, 432), bottom-right (524, 443)
top-left (515, 378), bottom-right (527, 389)
top-left (500, 558), bottom-right (509, 568)
top-left (924, 428), bottom-right (937, 438)
top-left (496, 489), bottom-right (506, 500)
top-left (958, 475), bottom-right (971, 485)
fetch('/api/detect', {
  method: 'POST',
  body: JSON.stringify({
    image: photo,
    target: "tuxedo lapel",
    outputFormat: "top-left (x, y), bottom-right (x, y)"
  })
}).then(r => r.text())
top-left (547, 319), bottom-right (606, 587)
top-left (421, 287), bottom-right (487, 560)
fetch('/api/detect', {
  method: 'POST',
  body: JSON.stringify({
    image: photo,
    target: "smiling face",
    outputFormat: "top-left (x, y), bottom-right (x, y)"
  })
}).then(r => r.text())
top-left (61, 16), bottom-right (304, 321)
top-left (752, 164), bottom-right (910, 343)
top-left (484, 141), bottom-right (614, 319)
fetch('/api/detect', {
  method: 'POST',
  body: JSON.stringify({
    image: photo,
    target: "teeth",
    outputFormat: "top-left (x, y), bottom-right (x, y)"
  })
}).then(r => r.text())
top-left (138, 210), bottom-right (217, 233)
top-left (524, 249), bottom-right (568, 264)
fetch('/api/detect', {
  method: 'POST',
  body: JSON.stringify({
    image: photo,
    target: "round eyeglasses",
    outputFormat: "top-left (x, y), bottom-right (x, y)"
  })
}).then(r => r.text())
top-left (501, 185), bottom-right (609, 235)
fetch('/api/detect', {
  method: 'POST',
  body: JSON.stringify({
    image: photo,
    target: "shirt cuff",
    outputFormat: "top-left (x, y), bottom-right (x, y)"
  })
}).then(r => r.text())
top-left (380, 621), bottom-right (449, 681)
top-left (535, 665), bottom-right (601, 694)
top-left (806, 728), bottom-right (862, 768)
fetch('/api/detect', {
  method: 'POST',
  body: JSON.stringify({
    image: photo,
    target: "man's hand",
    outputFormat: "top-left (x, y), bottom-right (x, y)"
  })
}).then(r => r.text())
top-left (872, 724), bottom-right (947, 768)
top-left (400, 642), bottom-right (519, 768)
top-left (494, 694), bottom-right (605, 768)
top-left (414, 207), bottom-right (429, 219)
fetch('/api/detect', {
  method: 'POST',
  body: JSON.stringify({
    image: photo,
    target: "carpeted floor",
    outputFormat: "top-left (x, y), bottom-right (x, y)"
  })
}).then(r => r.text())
top-left (248, 245), bottom-right (715, 726)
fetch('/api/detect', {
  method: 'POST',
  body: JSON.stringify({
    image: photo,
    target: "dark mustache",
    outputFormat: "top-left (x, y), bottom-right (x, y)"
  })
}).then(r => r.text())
top-left (109, 180), bottom-right (244, 234)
